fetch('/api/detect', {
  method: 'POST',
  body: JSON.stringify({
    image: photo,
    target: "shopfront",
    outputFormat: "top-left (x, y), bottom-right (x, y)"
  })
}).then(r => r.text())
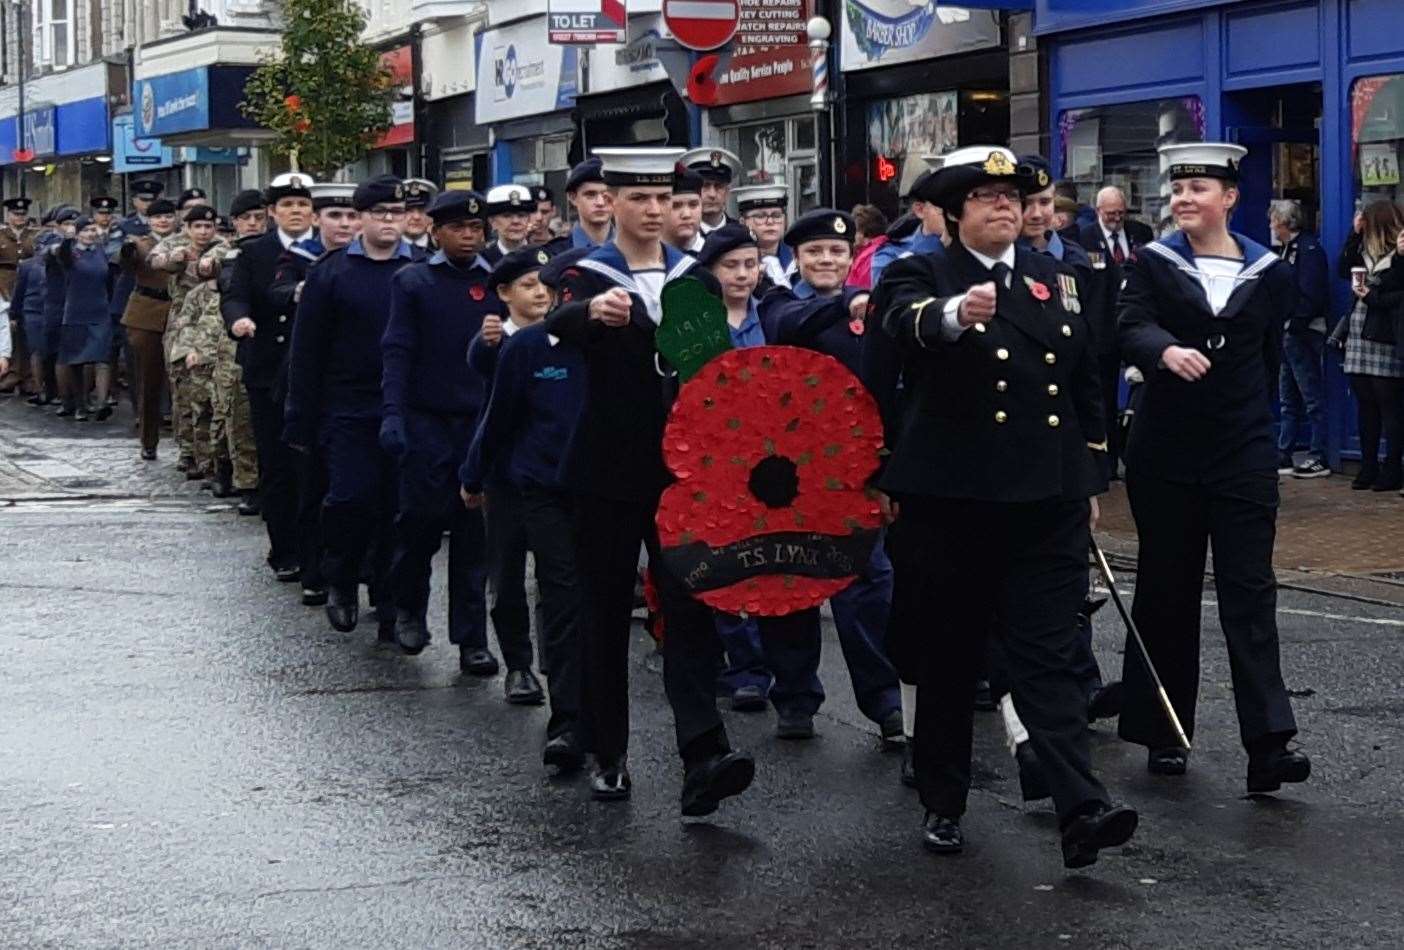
top-left (360, 44), bottom-right (419, 179)
top-left (421, 16), bottom-right (489, 192)
top-left (1038, 0), bottom-right (1404, 461)
top-left (577, 17), bottom-right (689, 152)
top-left (0, 61), bottom-right (116, 211)
top-left (838, 4), bottom-right (1007, 216)
top-left (475, 16), bottom-right (579, 192)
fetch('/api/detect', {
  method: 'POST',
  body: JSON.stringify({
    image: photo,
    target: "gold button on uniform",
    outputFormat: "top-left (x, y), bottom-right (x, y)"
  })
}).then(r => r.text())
top-left (1044, 352), bottom-right (1056, 365)
top-left (996, 348), bottom-right (1009, 361)
top-left (996, 380), bottom-right (1008, 392)
top-left (1061, 324), bottom-right (1072, 337)
top-left (995, 411), bottom-right (1008, 424)
top-left (1047, 383), bottom-right (1059, 397)
top-left (1048, 414), bottom-right (1060, 427)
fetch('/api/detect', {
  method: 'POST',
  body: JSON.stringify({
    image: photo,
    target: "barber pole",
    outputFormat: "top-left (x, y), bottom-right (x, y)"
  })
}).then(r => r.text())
top-left (807, 17), bottom-right (831, 112)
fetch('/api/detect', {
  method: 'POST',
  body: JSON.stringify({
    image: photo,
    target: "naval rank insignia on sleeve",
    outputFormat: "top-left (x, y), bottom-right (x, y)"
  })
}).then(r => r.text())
top-left (1056, 273), bottom-right (1081, 314)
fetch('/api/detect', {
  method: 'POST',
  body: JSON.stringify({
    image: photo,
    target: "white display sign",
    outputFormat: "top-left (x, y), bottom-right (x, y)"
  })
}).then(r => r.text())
top-left (587, 16), bottom-right (670, 91)
top-left (474, 17), bottom-right (579, 123)
top-left (840, 2), bottom-right (999, 72)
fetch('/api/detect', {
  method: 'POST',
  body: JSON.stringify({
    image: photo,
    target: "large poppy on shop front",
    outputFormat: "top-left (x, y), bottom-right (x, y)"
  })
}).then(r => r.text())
top-left (655, 345), bottom-right (885, 617)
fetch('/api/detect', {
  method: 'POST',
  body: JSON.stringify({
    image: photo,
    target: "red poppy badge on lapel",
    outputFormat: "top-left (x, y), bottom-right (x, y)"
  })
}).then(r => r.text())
top-left (469, 285), bottom-right (485, 301)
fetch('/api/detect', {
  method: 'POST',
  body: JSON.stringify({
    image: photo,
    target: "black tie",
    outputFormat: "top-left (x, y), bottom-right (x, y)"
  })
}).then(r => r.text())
top-left (990, 261), bottom-right (1011, 288)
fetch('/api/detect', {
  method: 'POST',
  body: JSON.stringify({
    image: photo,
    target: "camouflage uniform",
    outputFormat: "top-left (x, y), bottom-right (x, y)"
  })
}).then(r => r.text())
top-left (149, 232), bottom-right (204, 468)
top-left (175, 241), bottom-right (258, 489)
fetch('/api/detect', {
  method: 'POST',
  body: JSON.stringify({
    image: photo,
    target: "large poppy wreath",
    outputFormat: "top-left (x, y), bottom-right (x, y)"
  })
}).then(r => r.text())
top-left (655, 345), bottom-right (885, 617)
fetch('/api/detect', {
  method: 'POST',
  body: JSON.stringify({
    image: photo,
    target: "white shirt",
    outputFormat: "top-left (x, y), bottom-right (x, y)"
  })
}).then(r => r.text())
top-left (761, 253), bottom-right (793, 290)
top-left (1194, 256), bottom-right (1245, 316)
top-left (634, 269), bottom-right (666, 325)
top-left (0, 299), bottom-right (11, 359)
top-left (278, 229), bottom-right (311, 250)
top-left (940, 244), bottom-right (1016, 340)
top-left (1101, 225), bottom-right (1128, 261)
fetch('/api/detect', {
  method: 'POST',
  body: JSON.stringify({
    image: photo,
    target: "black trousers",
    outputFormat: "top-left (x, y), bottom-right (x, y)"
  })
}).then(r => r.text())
top-left (573, 491), bottom-right (730, 766)
top-left (899, 495), bottom-right (1109, 822)
top-left (989, 605), bottom-right (1104, 704)
top-left (483, 478), bottom-right (537, 673)
top-left (319, 415), bottom-right (397, 620)
top-left (1097, 353), bottom-right (1122, 474)
top-left (296, 445), bottom-right (328, 591)
top-left (882, 517), bottom-right (923, 684)
top-left (1121, 471), bottom-right (1297, 750)
top-left (245, 384), bottom-right (300, 569)
top-left (521, 486), bottom-right (583, 739)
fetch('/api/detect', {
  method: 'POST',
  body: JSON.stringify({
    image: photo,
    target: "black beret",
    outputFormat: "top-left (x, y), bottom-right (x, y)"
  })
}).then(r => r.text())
top-left (229, 189), bottom-right (266, 218)
top-left (353, 175), bottom-right (405, 212)
top-left (184, 205), bottom-right (217, 224)
top-left (178, 188), bottom-right (209, 207)
top-left (698, 222), bottom-right (757, 268)
top-left (147, 199), bottom-right (177, 216)
top-left (540, 246), bottom-right (591, 290)
top-left (494, 245), bottom-right (553, 288)
top-left (1018, 154), bottom-right (1054, 192)
top-left (532, 185), bottom-right (553, 204)
top-left (909, 147), bottom-right (1037, 211)
top-left (89, 196), bottom-right (118, 212)
top-left (53, 207), bottom-right (80, 224)
top-left (783, 208), bottom-right (856, 248)
top-left (3, 197), bottom-right (32, 212)
top-left (428, 190), bottom-right (487, 225)
top-left (130, 180), bottom-right (164, 200)
top-left (74, 215), bottom-right (95, 232)
top-left (565, 158), bottom-right (604, 193)
top-left (673, 164), bottom-right (704, 196)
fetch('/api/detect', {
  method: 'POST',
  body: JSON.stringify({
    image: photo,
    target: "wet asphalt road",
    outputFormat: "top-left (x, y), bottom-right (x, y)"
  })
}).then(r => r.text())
top-left (3, 419), bottom-right (1404, 947)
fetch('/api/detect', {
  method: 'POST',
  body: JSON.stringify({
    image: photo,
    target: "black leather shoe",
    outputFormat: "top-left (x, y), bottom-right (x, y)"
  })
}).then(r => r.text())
top-left (591, 757), bottom-right (632, 801)
top-left (776, 711), bottom-right (815, 740)
top-left (1087, 681), bottom-right (1124, 722)
top-left (879, 709), bottom-right (905, 749)
top-left (1247, 747), bottom-right (1311, 794)
top-left (301, 586), bottom-right (328, 607)
top-left (94, 405), bottom-right (113, 422)
top-left (543, 733), bottom-right (586, 774)
top-left (140, 448), bottom-right (157, 461)
top-left (325, 587), bottom-right (359, 632)
top-left (730, 684), bottom-right (768, 712)
top-left (211, 466), bottom-right (236, 498)
top-left (273, 564), bottom-right (301, 583)
top-left (680, 751), bottom-right (755, 817)
top-left (1016, 741), bottom-right (1052, 801)
top-left (1061, 804), bottom-right (1138, 869)
top-left (396, 616), bottom-right (431, 655)
top-left (459, 648), bottom-right (499, 676)
top-left (922, 813), bottom-right (963, 854)
top-left (505, 669), bottom-right (545, 705)
top-left (236, 491), bottom-right (260, 516)
top-left (900, 743), bottom-right (917, 789)
top-left (1148, 747), bottom-right (1189, 775)
top-left (973, 679), bottom-right (996, 712)
top-left (55, 405), bottom-right (75, 418)
top-left (376, 619), bottom-right (397, 644)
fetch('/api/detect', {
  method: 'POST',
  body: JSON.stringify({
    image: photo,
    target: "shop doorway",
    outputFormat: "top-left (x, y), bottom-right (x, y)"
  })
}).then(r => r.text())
top-left (1226, 83), bottom-right (1322, 244)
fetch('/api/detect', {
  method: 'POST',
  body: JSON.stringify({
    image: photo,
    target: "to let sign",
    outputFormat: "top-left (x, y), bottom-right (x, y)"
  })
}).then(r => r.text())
top-left (664, 0), bottom-right (741, 51)
top-left (549, 0), bottom-right (627, 44)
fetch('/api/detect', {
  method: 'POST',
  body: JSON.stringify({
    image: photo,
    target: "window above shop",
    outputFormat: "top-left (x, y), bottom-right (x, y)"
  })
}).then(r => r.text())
top-left (1352, 75), bottom-right (1404, 207)
top-left (33, 0), bottom-right (76, 71)
top-left (1058, 96), bottom-right (1204, 233)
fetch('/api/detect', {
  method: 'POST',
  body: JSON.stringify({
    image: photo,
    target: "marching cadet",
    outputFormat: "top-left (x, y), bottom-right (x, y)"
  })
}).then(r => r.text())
top-left (153, 204), bottom-right (224, 478)
top-left (461, 245), bottom-right (587, 769)
top-left (754, 209), bottom-right (904, 743)
top-left (379, 190), bottom-right (497, 669)
top-left (1, 196), bottom-right (40, 396)
top-left (284, 176), bottom-right (420, 638)
top-left (402, 179), bottom-right (438, 250)
top-left (677, 147), bottom-right (742, 236)
top-left (1116, 143), bottom-right (1309, 793)
top-left (545, 158), bottom-right (612, 255)
top-left (872, 146), bottom-right (1136, 867)
top-left (108, 181), bottom-right (165, 373)
top-left (14, 226), bottom-right (59, 406)
top-left (461, 249), bottom-right (551, 705)
top-left (90, 197), bottom-right (120, 252)
top-left (482, 185), bottom-right (534, 265)
top-left (271, 181), bottom-right (359, 606)
top-left (223, 173), bottom-right (317, 582)
top-left (545, 148), bottom-right (755, 814)
top-left (733, 184), bottom-right (792, 292)
top-left (118, 199), bottom-right (180, 458)
top-left (528, 185), bottom-right (556, 244)
top-left (43, 210), bottom-right (80, 414)
top-left (53, 215), bottom-right (115, 422)
top-left (664, 165), bottom-right (705, 254)
top-left (870, 156), bottom-right (948, 287)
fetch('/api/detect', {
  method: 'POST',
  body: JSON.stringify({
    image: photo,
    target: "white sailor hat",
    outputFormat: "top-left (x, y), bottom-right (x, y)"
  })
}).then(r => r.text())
top-left (485, 184), bottom-right (534, 216)
top-left (733, 184), bottom-right (788, 215)
top-left (265, 172), bottom-right (317, 204)
top-left (309, 182), bottom-right (357, 210)
top-left (1159, 142), bottom-right (1247, 182)
top-left (909, 146), bottom-right (1037, 210)
top-left (593, 148), bottom-right (687, 188)
top-left (678, 147), bottom-right (742, 184)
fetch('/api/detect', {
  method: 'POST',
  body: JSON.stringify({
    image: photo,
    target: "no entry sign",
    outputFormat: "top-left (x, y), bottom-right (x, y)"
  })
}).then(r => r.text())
top-left (664, 0), bottom-right (740, 51)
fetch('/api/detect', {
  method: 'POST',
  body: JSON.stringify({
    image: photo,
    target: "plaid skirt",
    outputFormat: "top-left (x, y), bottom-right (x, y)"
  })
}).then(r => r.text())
top-left (1342, 303), bottom-right (1404, 378)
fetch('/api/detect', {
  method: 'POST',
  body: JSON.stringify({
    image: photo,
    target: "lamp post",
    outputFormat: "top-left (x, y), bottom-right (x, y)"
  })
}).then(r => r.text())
top-left (807, 15), bottom-right (832, 208)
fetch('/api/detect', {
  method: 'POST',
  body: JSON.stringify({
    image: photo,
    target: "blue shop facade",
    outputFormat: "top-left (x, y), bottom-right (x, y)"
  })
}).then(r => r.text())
top-left (1037, 0), bottom-right (1404, 462)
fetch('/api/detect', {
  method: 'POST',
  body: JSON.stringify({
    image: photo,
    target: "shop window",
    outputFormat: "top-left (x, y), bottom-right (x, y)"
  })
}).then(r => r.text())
top-left (33, 0), bottom-right (75, 69)
top-left (865, 91), bottom-right (960, 210)
top-left (1057, 97), bottom-right (1204, 235)
top-left (1352, 75), bottom-right (1404, 206)
top-left (724, 120), bottom-right (788, 185)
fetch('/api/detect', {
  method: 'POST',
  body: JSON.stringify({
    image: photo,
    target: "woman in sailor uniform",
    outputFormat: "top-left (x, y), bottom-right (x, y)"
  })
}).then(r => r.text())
top-left (1116, 142), bottom-right (1309, 794)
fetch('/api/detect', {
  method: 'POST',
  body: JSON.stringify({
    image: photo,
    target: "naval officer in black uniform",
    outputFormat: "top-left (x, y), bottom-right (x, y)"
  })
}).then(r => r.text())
top-left (1116, 142), bottom-right (1309, 794)
top-left (545, 147), bottom-right (755, 817)
top-left (872, 146), bottom-right (1137, 868)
